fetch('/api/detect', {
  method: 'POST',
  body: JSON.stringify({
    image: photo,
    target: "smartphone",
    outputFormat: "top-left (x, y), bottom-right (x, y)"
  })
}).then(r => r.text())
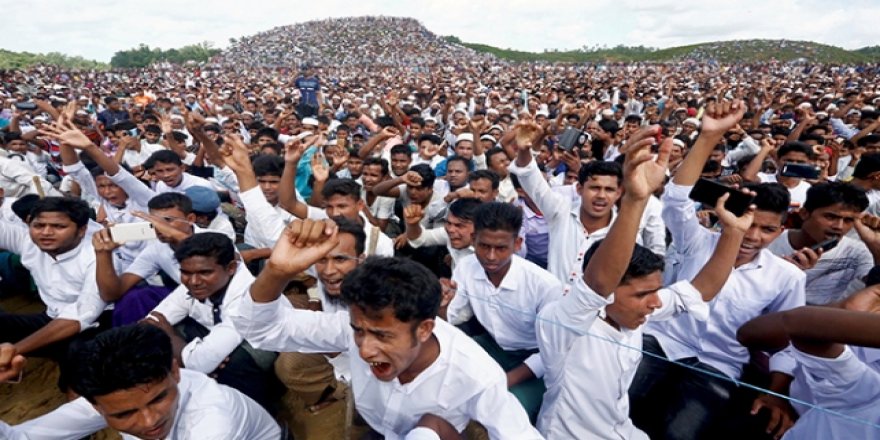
top-left (14, 101), bottom-right (37, 111)
top-left (780, 163), bottom-right (821, 180)
top-left (109, 222), bottom-right (157, 243)
top-left (688, 178), bottom-right (755, 216)
top-left (810, 237), bottom-right (840, 253)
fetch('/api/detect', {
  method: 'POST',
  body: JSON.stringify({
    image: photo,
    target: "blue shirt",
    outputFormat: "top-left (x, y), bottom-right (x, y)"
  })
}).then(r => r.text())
top-left (295, 76), bottom-right (320, 107)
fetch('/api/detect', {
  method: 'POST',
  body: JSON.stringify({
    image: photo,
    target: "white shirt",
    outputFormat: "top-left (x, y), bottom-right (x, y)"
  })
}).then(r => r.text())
top-left (362, 187), bottom-right (395, 221)
top-left (767, 231), bottom-right (873, 305)
top-left (0, 225), bottom-right (105, 331)
top-left (653, 182), bottom-right (806, 379)
top-left (448, 255), bottom-right (563, 377)
top-left (123, 142), bottom-right (166, 168)
top-left (783, 346), bottom-right (880, 440)
top-left (63, 162), bottom-right (157, 272)
top-left (207, 212), bottom-right (237, 242)
top-left (0, 156), bottom-right (60, 198)
top-left (537, 277), bottom-right (708, 440)
top-left (151, 263), bottom-right (254, 373)
top-left (757, 172), bottom-right (811, 207)
top-left (0, 369), bottom-right (281, 440)
top-left (154, 172), bottom-right (213, 194)
top-left (230, 294), bottom-right (542, 440)
top-left (238, 187), bottom-right (291, 249)
top-left (508, 159), bottom-right (653, 286)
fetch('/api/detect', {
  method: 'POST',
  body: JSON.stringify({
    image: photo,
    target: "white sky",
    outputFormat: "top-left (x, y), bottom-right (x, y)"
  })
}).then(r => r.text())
top-left (3, 0), bottom-right (875, 62)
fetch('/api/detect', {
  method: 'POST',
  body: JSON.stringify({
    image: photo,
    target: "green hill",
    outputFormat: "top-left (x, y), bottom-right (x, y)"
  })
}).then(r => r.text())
top-left (448, 37), bottom-right (877, 64)
top-left (0, 49), bottom-right (107, 70)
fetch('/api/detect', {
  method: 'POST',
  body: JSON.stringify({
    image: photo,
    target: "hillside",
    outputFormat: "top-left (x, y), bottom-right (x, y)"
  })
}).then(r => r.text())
top-left (0, 49), bottom-right (106, 70)
top-left (453, 38), bottom-right (877, 64)
top-left (217, 16), bottom-right (496, 67)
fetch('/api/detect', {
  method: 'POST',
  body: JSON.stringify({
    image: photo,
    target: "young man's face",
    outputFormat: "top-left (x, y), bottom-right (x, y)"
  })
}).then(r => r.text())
top-left (325, 194), bottom-right (363, 222)
top-left (454, 141), bottom-right (474, 160)
top-left (738, 210), bottom-right (785, 263)
top-left (469, 178), bottom-right (498, 203)
top-left (350, 305), bottom-right (434, 383)
top-left (444, 212), bottom-right (474, 250)
top-left (256, 175), bottom-right (282, 205)
top-left (92, 364), bottom-right (181, 440)
top-left (606, 271), bottom-right (663, 330)
top-left (143, 131), bottom-right (161, 144)
top-left (800, 203), bottom-right (860, 243)
top-left (361, 164), bottom-right (386, 191)
top-left (180, 256), bottom-right (236, 302)
top-left (390, 153), bottom-right (412, 177)
top-left (7, 139), bottom-right (27, 153)
top-left (488, 153), bottom-right (510, 179)
top-left (316, 233), bottom-right (362, 302)
top-left (347, 157), bottom-right (364, 179)
top-left (95, 175), bottom-right (129, 207)
top-left (29, 212), bottom-right (86, 256)
top-left (474, 229), bottom-right (521, 280)
top-left (406, 185), bottom-right (433, 205)
top-left (149, 207), bottom-right (195, 244)
top-left (445, 161), bottom-right (469, 189)
top-left (577, 175), bottom-right (622, 220)
top-left (149, 161), bottom-right (184, 188)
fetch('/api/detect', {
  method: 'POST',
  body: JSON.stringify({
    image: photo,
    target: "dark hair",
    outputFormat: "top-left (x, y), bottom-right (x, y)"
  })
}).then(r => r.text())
top-left (148, 192), bottom-right (193, 215)
top-left (702, 160), bottom-right (722, 174)
top-left (418, 134), bottom-right (442, 145)
top-left (255, 127), bottom-right (279, 141)
top-left (409, 117), bottom-right (425, 127)
top-left (321, 178), bottom-right (362, 201)
top-left (583, 241), bottom-right (664, 284)
top-left (798, 133), bottom-right (825, 145)
top-left (362, 157), bottom-right (389, 176)
top-left (11, 194), bottom-right (40, 222)
top-left (578, 160), bottom-right (622, 185)
top-left (341, 257), bottom-right (441, 325)
top-left (777, 141), bottom-right (814, 160)
top-left (173, 232), bottom-right (236, 266)
top-left (389, 144), bottom-right (411, 157)
top-left (28, 197), bottom-right (91, 227)
top-left (853, 152), bottom-right (880, 179)
top-left (448, 197), bottom-right (482, 222)
top-left (252, 154), bottom-right (285, 177)
top-left (143, 125), bottom-right (162, 135)
top-left (803, 181), bottom-right (868, 213)
top-left (473, 201), bottom-right (522, 235)
top-left (742, 182), bottom-right (790, 216)
top-left (858, 134), bottom-right (880, 147)
top-left (70, 324), bottom-right (173, 403)
top-left (331, 216), bottom-right (367, 255)
top-left (375, 116), bottom-right (395, 128)
top-left (469, 169), bottom-right (500, 190)
top-left (446, 155), bottom-right (472, 171)
top-left (261, 142), bottom-right (285, 156)
top-left (408, 163), bottom-right (435, 189)
top-left (485, 147), bottom-right (507, 166)
top-left (143, 149), bottom-right (182, 168)
top-left (316, 115), bottom-right (331, 126)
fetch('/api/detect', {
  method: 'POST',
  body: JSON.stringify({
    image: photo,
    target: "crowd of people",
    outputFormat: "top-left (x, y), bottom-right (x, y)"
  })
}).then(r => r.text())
top-left (0, 36), bottom-right (880, 440)
top-left (217, 17), bottom-right (496, 68)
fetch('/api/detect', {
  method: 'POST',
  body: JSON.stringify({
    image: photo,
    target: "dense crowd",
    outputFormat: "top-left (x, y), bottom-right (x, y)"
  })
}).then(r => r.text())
top-left (1, 36), bottom-right (880, 440)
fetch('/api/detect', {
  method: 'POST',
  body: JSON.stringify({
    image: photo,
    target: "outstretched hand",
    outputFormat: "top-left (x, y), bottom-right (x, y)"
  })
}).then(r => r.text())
top-left (620, 125), bottom-right (670, 199)
top-left (220, 134), bottom-right (252, 172)
top-left (38, 118), bottom-right (94, 150)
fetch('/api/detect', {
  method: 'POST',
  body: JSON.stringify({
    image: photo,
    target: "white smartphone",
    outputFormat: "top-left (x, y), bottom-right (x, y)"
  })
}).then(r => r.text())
top-left (109, 222), bottom-right (157, 243)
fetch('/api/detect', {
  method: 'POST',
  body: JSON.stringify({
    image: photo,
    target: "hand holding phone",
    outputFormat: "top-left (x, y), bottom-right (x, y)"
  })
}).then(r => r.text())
top-left (689, 178), bottom-right (755, 216)
top-left (109, 222), bottom-right (157, 244)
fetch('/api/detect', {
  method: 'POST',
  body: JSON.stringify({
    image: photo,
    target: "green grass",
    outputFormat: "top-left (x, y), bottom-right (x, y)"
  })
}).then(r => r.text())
top-left (0, 49), bottom-right (107, 70)
top-left (449, 37), bottom-right (878, 64)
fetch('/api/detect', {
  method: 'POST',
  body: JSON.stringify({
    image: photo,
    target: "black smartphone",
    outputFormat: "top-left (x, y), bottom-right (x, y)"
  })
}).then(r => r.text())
top-left (689, 178), bottom-right (755, 216)
top-left (810, 237), bottom-right (840, 253)
top-left (780, 163), bottom-right (821, 180)
top-left (14, 101), bottom-right (37, 111)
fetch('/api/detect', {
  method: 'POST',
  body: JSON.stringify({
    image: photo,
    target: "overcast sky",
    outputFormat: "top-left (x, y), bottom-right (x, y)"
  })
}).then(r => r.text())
top-left (4, 0), bottom-right (875, 62)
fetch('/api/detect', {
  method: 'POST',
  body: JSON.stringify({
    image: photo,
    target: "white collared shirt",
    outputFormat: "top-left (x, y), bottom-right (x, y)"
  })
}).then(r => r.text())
top-left (124, 226), bottom-right (212, 285)
top-left (230, 294), bottom-right (542, 440)
top-left (0, 226), bottom-right (105, 331)
top-left (653, 182), bottom-right (806, 379)
top-left (508, 159), bottom-right (655, 286)
top-left (154, 172), bottom-right (213, 194)
top-left (0, 369), bottom-right (281, 440)
top-left (537, 277), bottom-right (707, 440)
top-left (783, 346), bottom-right (880, 440)
top-left (151, 263), bottom-right (255, 373)
top-left (238, 187), bottom-right (291, 249)
top-left (448, 255), bottom-right (563, 377)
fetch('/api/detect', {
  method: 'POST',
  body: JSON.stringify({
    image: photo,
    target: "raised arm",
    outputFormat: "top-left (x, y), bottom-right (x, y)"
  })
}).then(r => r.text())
top-left (673, 99), bottom-right (746, 186)
top-left (584, 126), bottom-right (668, 295)
top-left (278, 140), bottom-right (311, 219)
top-left (689, 193), bottom-right (754, 301)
